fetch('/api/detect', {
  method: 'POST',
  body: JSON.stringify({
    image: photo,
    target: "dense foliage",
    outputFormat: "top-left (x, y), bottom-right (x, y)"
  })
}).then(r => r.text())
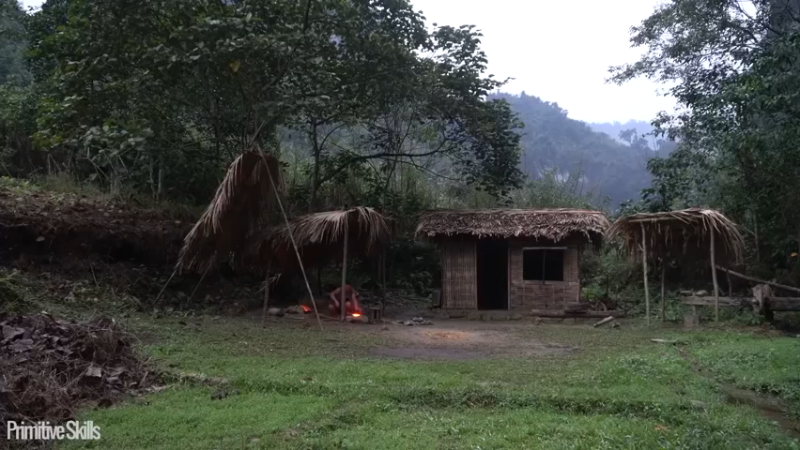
top-left (0, 0), bottom-right (683, 212)
top-left (611, 0), bottom-right (800, 283)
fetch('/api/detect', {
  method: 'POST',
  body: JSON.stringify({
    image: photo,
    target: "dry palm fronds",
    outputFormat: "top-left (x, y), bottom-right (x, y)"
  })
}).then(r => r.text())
top-left (414, 208), bottom-right (609, 245)
top-left (606, 208), bottom-right (745, 265)
top-left (257, 207), bottom-right (391, 270)
top-left (176, 150), bottom-right (284, 274)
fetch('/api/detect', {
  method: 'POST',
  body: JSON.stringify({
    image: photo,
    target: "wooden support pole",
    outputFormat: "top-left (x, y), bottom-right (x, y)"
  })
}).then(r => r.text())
top-left (726, 267), bottom-right (733, 297)
top-left (340, 219), bottom-right (349, 322)
top-left (380, 248), bottom-right (387, 314)
top-left (661, 261), bottom-right (666, 322)
top-left (641, 223), bottom-right (650, 326)
top-left (187, 266), bottom-right (209, 300)
top-left (259, 148), bottom-right (323, 330)
top-left (261, 259), bottom-right (272, 325)
top-left (710, 226), bottom-right (720, 322)
top-left (153, 269), bottom-right (177, 307)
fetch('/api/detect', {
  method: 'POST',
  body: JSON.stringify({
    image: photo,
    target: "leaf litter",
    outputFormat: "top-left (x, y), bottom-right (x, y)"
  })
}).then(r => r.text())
top-left (0, 312), bottom-right (158, 442)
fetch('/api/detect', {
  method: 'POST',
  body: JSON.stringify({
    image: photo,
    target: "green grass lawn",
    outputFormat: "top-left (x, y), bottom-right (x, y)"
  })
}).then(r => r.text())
top-left (58, 316), bottom-right (800, 450)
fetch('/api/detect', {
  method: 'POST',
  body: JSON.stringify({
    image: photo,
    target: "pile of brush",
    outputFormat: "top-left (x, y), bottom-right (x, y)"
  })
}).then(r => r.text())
top-left (0, 313), bottom-right (156, 440)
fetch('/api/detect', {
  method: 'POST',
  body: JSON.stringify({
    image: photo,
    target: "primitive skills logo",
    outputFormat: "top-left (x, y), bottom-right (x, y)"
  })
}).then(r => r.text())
top-left (6, 420), bottom-right (101, 441)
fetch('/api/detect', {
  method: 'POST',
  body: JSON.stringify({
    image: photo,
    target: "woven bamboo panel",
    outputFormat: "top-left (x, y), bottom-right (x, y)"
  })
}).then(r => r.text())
top-left (441, 242), bottom-right (477, 309)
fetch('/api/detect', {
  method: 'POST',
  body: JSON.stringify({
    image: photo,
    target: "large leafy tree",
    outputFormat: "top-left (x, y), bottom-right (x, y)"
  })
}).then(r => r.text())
top-left (611, 0), bottom-right (800, 276)
top-left (25, 0), bottom-right (522, 203)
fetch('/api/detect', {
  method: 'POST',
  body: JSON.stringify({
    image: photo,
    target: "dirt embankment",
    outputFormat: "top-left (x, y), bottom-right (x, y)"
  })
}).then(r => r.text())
top-left (0, 187), bottom-right (195, 267)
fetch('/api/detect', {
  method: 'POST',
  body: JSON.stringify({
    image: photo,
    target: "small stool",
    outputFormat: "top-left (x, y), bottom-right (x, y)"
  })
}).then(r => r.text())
top-left (369, 307), bottom-right (382, 324)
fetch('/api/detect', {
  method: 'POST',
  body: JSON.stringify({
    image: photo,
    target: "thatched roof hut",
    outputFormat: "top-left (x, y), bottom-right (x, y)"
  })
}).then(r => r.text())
top-left (606, 208), bottom-right (745, 265)
top-left (415, 208), bottom-right (610, 311)
top-left (258, 206), bottom-right (391, 271)
top-left (416, 208), bottom-right (609, 246)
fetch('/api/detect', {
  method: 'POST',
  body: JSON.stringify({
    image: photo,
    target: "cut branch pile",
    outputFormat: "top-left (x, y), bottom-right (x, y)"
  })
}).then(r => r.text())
top-left (0, 313), bottom-right (155, 438)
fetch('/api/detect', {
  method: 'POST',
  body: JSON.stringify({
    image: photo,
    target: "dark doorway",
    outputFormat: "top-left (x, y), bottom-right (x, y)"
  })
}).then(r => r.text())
top-left (477, 239), bottom-right (509, 310)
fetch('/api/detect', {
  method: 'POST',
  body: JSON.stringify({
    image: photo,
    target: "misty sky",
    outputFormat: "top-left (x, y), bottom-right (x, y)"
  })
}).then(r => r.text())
top-left (20, 0), bottom-right (675, 124)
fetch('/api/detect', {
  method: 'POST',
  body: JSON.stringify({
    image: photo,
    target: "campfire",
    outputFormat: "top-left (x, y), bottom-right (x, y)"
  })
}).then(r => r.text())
top-left (345, 312), bottom-right (367, 324)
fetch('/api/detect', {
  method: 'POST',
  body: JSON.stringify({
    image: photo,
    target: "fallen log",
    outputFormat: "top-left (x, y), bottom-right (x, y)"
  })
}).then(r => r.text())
top-left (528, 310), bottom-right (626, 319)
top-left (716, 266), bottom-right (800, 294)
top-left (593, 316), bottom-right (615, 328)
top-left (681, 296), bottom-right (751, 307)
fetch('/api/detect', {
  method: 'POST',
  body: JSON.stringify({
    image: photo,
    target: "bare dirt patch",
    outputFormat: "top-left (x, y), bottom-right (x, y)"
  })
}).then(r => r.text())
top-left (367, 320), bottom-right (579, 360)
top-left (371, 347), bottom-right (489, 360)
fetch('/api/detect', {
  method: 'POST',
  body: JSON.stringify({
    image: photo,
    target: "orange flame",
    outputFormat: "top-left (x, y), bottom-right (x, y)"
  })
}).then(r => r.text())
top-left (301, 305), bottom-right (310, 313)
top-left (351, 313), bottom-right (361, 318)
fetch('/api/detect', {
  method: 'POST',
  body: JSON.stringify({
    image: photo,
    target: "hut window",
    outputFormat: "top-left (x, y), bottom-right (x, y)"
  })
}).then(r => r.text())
top-left (522, 249), bottom-right (564, 281)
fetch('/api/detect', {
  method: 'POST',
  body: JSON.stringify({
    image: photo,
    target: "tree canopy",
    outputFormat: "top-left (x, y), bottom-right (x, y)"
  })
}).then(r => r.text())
top-left (11, 0), bottom-right (522, 203)
top-left (612, 0), bottom-right (800, 279)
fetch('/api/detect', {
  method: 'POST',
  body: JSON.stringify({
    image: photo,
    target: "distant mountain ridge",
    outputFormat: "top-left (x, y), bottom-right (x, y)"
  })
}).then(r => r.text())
top-left (589, 120), bottom-right (654, 143)
top-left (492, 92), bottom-right (674, 207)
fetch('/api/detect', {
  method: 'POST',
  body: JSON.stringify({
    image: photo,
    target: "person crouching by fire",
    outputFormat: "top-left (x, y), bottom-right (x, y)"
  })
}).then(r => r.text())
top-left (329, 284), bottom-right (362, 317)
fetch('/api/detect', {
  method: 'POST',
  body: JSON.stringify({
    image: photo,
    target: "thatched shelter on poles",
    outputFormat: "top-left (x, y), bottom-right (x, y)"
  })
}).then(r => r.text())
top-left (606, 208), bottom-right (746, 323)
top-left (415, 209), bottom-right (610, 311)
top-left (257, 207), bottom-right (392, 321)
top-left (257, 207), bottom-right (391, 271)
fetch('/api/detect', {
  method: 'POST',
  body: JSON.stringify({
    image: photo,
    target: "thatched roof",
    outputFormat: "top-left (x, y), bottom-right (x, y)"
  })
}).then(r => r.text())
top-left (257, 207), bottom-right (391, 270)
top-left (415, 208), bottom-right (610, 244)
top-left (176, 149), bottom-right (284, 274)
top-left (606, 208), bottom-right (745, 265)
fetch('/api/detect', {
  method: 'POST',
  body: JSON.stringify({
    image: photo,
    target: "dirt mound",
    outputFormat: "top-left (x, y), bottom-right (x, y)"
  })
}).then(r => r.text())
top-left (0, 313), bottom-right (156, 439)
top-left (0, 187), bottom-right (194, 266)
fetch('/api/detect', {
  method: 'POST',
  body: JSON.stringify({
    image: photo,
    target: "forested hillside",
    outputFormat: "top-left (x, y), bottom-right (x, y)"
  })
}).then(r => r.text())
top-left (589, 120), bottom-right (653, 143)
top-left (493, 93), bottom-right (676, 206)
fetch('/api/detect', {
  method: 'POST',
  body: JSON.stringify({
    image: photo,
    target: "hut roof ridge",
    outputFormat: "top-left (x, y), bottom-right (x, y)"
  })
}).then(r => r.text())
top-left (415, 208), bottom-right (609, 243)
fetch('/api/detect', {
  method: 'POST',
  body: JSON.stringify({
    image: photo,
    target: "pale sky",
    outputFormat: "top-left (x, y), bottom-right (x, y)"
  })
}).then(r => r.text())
top-left (21, 0), bottom-right (674, 124)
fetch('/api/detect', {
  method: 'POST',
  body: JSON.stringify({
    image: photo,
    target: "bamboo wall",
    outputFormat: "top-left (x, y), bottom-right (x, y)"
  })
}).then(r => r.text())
top-left (441, 241), bottom-right (478, 309)
top-left (438, 238), bottom-right (584, 311)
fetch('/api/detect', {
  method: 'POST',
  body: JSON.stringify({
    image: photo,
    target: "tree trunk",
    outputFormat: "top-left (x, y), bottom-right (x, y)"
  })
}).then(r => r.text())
top-left (661, 261), bottom-right (666, 321)
top-left (710, 227), bottom-right (720, 322)
top-left (641, 223), bottom-right (650, 326)
top-left (309, 122), bottom-right (321, 213)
